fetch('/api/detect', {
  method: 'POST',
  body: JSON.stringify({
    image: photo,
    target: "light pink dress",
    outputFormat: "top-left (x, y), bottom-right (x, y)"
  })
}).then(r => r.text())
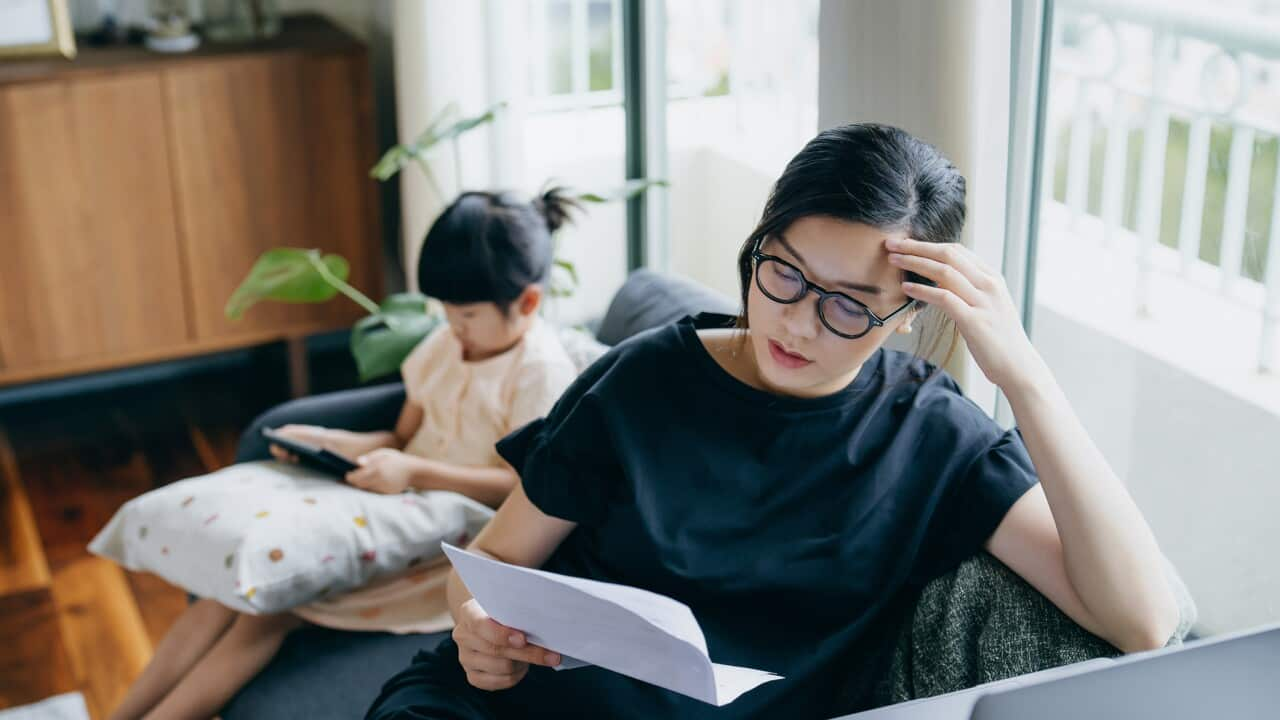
top-left (292, 318), bottom-right (577, 633)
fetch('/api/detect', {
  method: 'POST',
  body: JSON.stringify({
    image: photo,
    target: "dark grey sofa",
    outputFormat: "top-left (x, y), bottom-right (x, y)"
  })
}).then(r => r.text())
top-left (223, 270), bottom-right (739, 718)
top-left (221, 270), bottom-right (1193, 718)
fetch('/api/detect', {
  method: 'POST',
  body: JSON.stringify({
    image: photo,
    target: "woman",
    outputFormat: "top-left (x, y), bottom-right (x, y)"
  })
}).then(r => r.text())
top-left (365, 123), bottom-right (1180, 719)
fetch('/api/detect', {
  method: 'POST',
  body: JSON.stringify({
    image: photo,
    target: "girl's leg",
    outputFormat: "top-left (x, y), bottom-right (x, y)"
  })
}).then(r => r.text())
top-left (141, 611), bottom-right (303, 720)
top-left (109, 599), bottom-right (238, 720)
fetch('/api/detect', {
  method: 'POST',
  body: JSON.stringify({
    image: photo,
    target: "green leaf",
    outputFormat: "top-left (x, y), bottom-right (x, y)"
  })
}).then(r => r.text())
top-left (429, 102), bottom-right (505, 145)
top-left (225, 249), bottom-right (349, 320)
top-left (574, 178), bottom-right (668, 204)
top-left (376, 292), bottom-right (431, 315)
top-left (369, 146), bottom-right (409, 181)
top-left (552, 257), bottom-right (579, 287)
top-left (369, 102), bottom-right (506, 182)
top-left (413, 102), bottom-right (461, 146)
top-left (349, 294), bottom-right (444, 383)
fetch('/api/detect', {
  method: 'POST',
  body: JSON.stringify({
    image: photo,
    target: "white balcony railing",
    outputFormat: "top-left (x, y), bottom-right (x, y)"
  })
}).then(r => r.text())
top-left (1049, 0), bottom-right (1280, 372)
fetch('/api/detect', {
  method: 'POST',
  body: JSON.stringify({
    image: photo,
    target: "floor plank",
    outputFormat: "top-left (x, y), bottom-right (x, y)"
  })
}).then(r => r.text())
top-left (21, 445), bottom-right (153, 571)
top-left (0, 589), bottom-right (76, 709)
top-left (51, 556), bottom-right (153, 720)
top-left (0, 344), bottom-right (352, 713)
top-left (0, 426), bottom-right (50, 597)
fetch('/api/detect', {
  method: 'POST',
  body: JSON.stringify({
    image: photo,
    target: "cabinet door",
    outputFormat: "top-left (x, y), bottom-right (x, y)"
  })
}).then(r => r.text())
top-left (0, 74), bottom-right (190, 370)
top-left (163, 54), bottom-right (378, 342)
top-left (298, 54), bottom-right (382, 319)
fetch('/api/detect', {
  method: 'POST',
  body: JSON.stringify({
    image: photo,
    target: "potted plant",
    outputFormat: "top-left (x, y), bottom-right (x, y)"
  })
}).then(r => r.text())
top-left (225, 102), bottom-right (664, 383)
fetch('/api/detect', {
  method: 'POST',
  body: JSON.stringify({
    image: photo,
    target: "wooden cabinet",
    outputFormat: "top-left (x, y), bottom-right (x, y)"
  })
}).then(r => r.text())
top-left (0, 74), bottom-right (189, 370)
top-left (0, 16), bottom-right (381, 386)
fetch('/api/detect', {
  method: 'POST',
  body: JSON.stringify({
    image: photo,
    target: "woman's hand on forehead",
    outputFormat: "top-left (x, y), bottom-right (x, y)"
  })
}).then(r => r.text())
top-left (885, 237), bottom-right (1041, 391)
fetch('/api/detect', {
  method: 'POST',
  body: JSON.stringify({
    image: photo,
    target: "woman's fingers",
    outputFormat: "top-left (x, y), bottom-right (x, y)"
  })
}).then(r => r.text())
top-left (456, 633), bottom-right (559, 667)
top-left (472, 615), bottom-right (519, 648)
top-left (889, 252), bottom-right (984, 308)
top-left (886, 237), bottom-right (996, 291)
top-left (902, 281), bottom-right (972, 321)
top-left (465, 665), bottom-right (529, 692)
top-left (459, 645), bottom-right (520, 675)
top-left (457, 619), bottom-right (561, 666)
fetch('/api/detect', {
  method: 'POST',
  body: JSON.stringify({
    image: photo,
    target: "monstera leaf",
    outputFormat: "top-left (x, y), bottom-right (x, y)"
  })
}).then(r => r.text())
top-left (349, 293), bottom-right (444, 383)
top-left (225, 249), bottom-right (351, 320)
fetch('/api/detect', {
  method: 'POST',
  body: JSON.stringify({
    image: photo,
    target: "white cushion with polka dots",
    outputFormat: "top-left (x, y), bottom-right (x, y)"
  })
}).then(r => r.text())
top-left (89, 460), bottom-right (493, 614)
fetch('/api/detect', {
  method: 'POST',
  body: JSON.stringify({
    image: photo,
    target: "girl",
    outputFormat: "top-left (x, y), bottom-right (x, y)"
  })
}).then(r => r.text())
top-left (365, 124), bottom-right (1181, 719)
top-left (108, 189), bottom-right (581, 720)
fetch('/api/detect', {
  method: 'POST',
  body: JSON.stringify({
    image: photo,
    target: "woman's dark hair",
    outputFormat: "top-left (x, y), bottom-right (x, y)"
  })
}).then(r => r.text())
top-left (735, 122), bottom-right (968, 370)
top-left (417, 187), bottom-right (580, 314)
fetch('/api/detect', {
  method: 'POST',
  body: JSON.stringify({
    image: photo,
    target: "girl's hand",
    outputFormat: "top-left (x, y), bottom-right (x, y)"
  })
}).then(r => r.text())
top-left (886, 237), bottom-right (1046, 392)
top-left (267, 424), bottom-right (336, 464)
top-left (269, 425), bottom-right (392, 464)
top-left (452, 598), bottom-right (561, 691)
top-left (345, 448), bottom-right (419, 494)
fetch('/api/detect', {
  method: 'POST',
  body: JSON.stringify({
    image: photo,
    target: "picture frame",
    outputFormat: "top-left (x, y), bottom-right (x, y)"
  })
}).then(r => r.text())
top-left (0, 0), bottom-right (76, 60)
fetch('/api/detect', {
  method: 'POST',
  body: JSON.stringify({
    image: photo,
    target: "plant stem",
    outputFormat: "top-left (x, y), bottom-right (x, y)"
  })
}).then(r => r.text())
top-left (413, 156), bottom-right (447, 206)
top-left (451, 136), bottom-right (463, 195)
top-left (306, 252), bottom-right (381, 316)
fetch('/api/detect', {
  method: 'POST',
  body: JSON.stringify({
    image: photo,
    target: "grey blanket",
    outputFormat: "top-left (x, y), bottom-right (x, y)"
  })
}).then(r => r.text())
top-left (872, 552), bottom-right (1197, 707)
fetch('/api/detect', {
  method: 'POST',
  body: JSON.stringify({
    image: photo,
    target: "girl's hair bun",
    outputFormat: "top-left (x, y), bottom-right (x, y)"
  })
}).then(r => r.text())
top-left (533, 185), bottom-right (582, 234)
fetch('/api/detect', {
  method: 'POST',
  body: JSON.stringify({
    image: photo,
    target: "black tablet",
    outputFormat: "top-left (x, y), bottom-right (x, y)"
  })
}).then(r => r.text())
top-left (262, 427), bottom-right (360, 477)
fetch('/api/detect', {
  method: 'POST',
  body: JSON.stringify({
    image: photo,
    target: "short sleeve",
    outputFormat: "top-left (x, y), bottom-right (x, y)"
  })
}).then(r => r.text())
top-left (495, 351), bottom-right (622, 525)
top-left (910, 426), bottom-right (1039, 584)
top-left (399, 325), bottom-right (450, 405)
top-left (506, 362), bottom-right (577, 434)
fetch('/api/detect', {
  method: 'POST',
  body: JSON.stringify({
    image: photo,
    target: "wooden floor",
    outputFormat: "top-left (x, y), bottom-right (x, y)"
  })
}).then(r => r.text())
top-left (0, 347), bottom-right (355, 718)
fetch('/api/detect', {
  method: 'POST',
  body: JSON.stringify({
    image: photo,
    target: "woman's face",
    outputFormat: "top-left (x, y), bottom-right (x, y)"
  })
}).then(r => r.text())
top-left (746, 216), bottom-right (916, 399)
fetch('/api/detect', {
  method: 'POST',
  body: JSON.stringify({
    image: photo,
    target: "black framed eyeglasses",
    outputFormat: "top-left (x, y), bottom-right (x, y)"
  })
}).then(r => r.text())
top-left (751, 247), bottom-right (915, 339)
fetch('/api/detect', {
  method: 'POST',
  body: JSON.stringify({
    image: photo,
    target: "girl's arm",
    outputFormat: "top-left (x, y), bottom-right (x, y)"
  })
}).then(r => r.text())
top-left (407, 458), bottom-right (519, 509)
top-left (267, 401), bottom-right (421, 461)
top-left (344, 397), bottom-right (425, 451)
top-left (343, 401), bottom-right (520, 507)
top-left (890, 236), bottom-right (1180, 653)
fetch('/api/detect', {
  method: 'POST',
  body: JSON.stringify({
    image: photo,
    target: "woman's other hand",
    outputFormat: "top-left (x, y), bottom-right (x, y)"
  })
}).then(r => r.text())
top-left (452, 598), bottom-right (561, 691)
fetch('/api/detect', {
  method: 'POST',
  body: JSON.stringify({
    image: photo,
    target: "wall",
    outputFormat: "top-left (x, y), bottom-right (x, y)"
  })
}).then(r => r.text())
top-left (1035, 304), bottom-right (1280, 635)
top-left (278, 0), bottom-right (404, 292)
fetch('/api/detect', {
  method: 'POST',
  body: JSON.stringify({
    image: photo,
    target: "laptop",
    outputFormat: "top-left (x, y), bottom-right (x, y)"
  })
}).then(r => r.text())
top-left (837, 622), bottom-right (1280, 720)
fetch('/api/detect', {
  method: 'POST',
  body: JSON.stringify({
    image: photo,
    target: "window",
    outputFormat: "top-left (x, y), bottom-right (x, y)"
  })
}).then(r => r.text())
top-left (1025, 0), bottom-right (1280, 635)
top-left (650, 0), bottom-right (820, 296)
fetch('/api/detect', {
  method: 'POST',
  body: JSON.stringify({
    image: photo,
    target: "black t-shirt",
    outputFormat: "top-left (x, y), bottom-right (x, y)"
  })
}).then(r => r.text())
top-left (494, 313), bottom-right (1038, 718)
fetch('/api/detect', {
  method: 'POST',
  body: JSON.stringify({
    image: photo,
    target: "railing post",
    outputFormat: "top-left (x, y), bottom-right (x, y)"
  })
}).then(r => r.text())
top-left (1066, 77), bottom-right (1093, 228)
top-left (1218, 125), bottom-right (1256, 295)
top-left (1260, 155), bottom-right (1280, 373)
top-left (1178, 116), bottom-right (1211, 274)
top-left (1134, 32), bottom-right (1174, 317)
top-left (1100, 88), bottom-right (1130, 246)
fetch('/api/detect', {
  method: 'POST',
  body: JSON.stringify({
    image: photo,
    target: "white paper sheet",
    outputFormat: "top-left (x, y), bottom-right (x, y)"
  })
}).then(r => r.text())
top-left (442, 543), bottom-right (783, 706)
